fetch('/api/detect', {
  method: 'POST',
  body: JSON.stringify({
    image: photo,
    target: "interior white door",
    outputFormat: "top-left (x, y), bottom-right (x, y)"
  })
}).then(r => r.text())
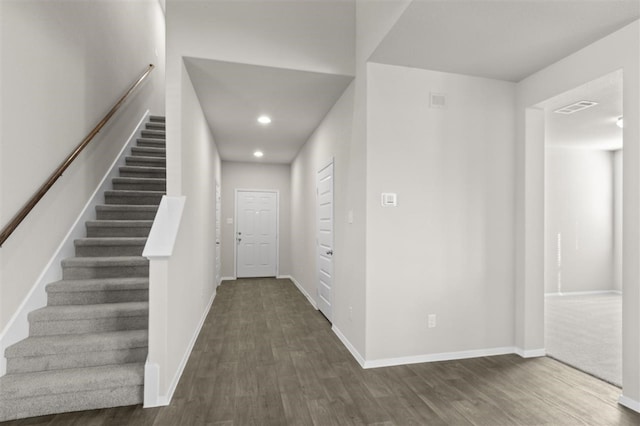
top-left (236, 191), bottom-right (278, 278)
top-left (317, 162), bottom-right (334, 321)
top-left (215, 181), bottom-right (222, 286)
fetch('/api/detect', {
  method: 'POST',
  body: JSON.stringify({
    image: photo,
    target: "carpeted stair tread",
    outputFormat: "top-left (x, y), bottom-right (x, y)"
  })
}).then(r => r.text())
top-left (0, 363), bottom-right (144, 401)
top-left (75, 237), bottom-right (147, 246)
top-left (145, 122), bottom-right (165, 130)
top-left (112, 177), bottom-right (166, 191)
top-left (74, 237), bottom-right (147, 257)
top-left (149, 115), bottom-right (165, 122)
top-left (95, 204), bottom-right (159, 220)
top-left (45, 277), bottom-right (149, 305)
top-left (140, 129), bottom-right (165, 139)
top-left (104, 190), bottom-right (164, 207)
top-left (29, 302), bottom-right (148, 322)
top-left (5, 330), bottom-right (147, 358)
top-left (47, 277), bottom-right (148, 293)
top-left (62, 255), bottom-right (148, 268)
top-left (131, 146), bottom-right (166, 157)
top-left (119, 165), bottom-right (166, 178)
top-left (124, 156), bottom-right (166, 168)
top-left (135, 137), bottom-right (166, 147)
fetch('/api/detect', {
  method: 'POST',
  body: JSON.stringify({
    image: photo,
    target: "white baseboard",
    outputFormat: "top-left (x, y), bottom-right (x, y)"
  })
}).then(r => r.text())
top-left (221, 276), bottom-right (235, 282)
top-left (146, 289), bottom-right (216, 407)
top-left (515, 347), bottom-right (546, 358)
top-left (0, 111), bottom-right (150, 377)
top-left (545, 290), bottom-right (622, 297)
top-left (280, 275), bottom-right (317, 309)
top-left (618, 394), bottom-right (640, 413)
top-left (363, 346), bottom-right (518, 369)
top-left (332, 325), bottom-right (366, 367)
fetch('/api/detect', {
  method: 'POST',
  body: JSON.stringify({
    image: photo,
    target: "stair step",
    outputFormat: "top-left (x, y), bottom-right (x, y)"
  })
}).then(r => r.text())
top-left (112, 177), bottom-right (166, 191)
top-left (104, 189), bottom-right (164, 206)
top-left (131, 146), bottom-right (166, 158)
top-left (149, 115), bottom-right (165, 123)
top-left (74, 237), bottom-right (147, 257)
top-left (86, 220), bottom-right (153, 238)
top-left (0, 363), bottom-right (143, 421)
top-left (62, 256), bottom-right (149, 280)
top-left (5, 330), bottom-right (148, 374)
top-left (135, 138), bottom-right (166, 148)
top-left (140, 129), bottom-right (165, 139)
top-left (125, 155), bottom-right (166, 168)
top-left (119, 165), bottom-right (166, 178)
top-left (46, 277), bottom-right (149, 305)
top-left (28, 302), bottom-right (148, 336)
top-left (95, 205), bottom-right (159, 220)
top-left (145, 122), bottom-right (165, 130)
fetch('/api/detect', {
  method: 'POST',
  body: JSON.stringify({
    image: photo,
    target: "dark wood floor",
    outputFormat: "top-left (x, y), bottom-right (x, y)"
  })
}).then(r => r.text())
top-left (4, 278), bottom-right (640, 425)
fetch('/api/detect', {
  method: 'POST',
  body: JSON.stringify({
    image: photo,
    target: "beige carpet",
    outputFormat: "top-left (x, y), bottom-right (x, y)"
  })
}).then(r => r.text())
top-left (545, 293), bottom-right (621, 387)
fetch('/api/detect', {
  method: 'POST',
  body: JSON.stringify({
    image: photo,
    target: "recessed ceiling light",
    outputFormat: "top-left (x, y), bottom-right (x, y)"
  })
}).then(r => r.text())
top-left (253, 150), bottom-right (264, 158)
top-left (257, 115), bottom-right (271, 124)
top-left (616, 116), bottom-right (624, 128)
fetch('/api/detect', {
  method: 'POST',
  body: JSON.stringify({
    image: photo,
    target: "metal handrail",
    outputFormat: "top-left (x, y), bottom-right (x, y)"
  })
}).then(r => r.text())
top-left (0, 64), bottom-right (155, 247)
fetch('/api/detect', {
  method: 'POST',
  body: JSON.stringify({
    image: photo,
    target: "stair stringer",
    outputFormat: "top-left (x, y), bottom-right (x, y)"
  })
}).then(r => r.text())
top-left (0, 110), bottom-right (151, 376)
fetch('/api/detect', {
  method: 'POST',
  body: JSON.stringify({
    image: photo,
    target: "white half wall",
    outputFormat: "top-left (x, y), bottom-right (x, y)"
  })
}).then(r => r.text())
top-left (0, 0), bottom-right (165, 333)
top-left (220, 162), bottom-right (291, 279)
top-left (366, 62), bottom-right (516, 361)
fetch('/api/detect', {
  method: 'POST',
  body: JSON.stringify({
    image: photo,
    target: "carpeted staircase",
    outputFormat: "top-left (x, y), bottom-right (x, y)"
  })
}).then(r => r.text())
top-left (0, 116), bottom-right (166, 421)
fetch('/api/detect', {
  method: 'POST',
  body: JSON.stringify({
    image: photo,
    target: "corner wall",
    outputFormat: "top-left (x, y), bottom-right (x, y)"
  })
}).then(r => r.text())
top-left (365, 62), bottom-right (516, 363)
top-left (290, 83), bottom-right (362, 353)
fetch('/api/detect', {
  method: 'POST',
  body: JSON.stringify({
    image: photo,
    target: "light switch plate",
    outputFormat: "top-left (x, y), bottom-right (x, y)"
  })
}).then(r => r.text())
top-left (381, 193), bottom-right (397, 207)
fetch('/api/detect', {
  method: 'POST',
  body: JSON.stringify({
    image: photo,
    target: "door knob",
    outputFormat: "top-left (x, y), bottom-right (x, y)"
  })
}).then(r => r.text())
top-left (237, 238), bottom-right (242, 243)
top-left (326, 250), bottom-right (333, 256)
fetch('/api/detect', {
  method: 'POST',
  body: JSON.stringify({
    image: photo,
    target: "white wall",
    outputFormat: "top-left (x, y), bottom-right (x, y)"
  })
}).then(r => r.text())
top-left (0, 0), bottom-right (165, 332)
top-left (366, 62), bottom-right (516, 362)
top-left (516, 20), bottom-right (640, 407)
top-left (220, 162), bottom-right (291, 278)
top-left (153, 61), bottom-right (221, 402)
top-left (290, 83), bottom-right (360, 349)
top-left (545, 148), bottom-right (615, 294)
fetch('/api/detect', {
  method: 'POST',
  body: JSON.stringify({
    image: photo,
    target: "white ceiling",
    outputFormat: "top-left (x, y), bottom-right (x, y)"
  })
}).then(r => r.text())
top-left (371, 0), bottom-right (639, 82)
top-left (184, 58), bottom-right (353, 164)
top-left (181, 0), bottom-right (638, 163)
top-left (542, 70), bottom-right (623, 150)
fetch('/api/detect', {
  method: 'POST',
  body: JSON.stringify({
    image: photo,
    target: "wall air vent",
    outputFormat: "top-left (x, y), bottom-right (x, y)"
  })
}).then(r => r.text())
top-left (553, 100), bottom-right (598, 114)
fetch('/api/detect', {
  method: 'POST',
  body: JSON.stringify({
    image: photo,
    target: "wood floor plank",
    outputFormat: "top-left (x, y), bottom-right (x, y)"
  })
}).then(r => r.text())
top-left (4, 278), bottom-right (640, 425)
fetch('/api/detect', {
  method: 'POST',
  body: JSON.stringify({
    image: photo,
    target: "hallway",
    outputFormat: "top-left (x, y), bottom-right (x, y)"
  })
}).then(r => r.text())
top-left (4, 278), bottom-right (640, 425)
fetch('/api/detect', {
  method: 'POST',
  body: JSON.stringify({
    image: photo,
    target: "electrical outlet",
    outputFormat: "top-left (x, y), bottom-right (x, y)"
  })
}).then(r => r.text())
top-left (428, 314), bottom-right (437, 328)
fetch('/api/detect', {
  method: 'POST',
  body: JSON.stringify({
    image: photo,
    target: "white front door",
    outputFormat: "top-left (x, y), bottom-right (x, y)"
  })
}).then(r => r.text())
top-left (317, 162), bottom-right (334, 321)
top-left (236, 190), bottom-right (278, 278)
top-left (215, 181), bottom-right (222, 286)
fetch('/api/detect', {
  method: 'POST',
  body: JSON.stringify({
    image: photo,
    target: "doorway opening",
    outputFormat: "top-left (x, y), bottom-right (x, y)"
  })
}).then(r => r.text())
top-left (539, 70), bottom-right (623, 386)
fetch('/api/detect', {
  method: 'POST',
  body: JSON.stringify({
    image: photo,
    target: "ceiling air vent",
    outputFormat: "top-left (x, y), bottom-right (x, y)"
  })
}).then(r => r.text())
top-left (554, 100), bottom-right (598, 115)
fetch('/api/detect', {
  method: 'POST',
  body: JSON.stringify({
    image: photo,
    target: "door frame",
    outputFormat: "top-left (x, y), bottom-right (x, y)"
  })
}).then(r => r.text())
top-left (233, 189), bottom-right (280, 279)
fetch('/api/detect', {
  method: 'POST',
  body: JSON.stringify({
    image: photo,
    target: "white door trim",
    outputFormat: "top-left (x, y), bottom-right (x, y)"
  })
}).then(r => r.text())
top-left (234, 189), bottom-right (279, 278)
